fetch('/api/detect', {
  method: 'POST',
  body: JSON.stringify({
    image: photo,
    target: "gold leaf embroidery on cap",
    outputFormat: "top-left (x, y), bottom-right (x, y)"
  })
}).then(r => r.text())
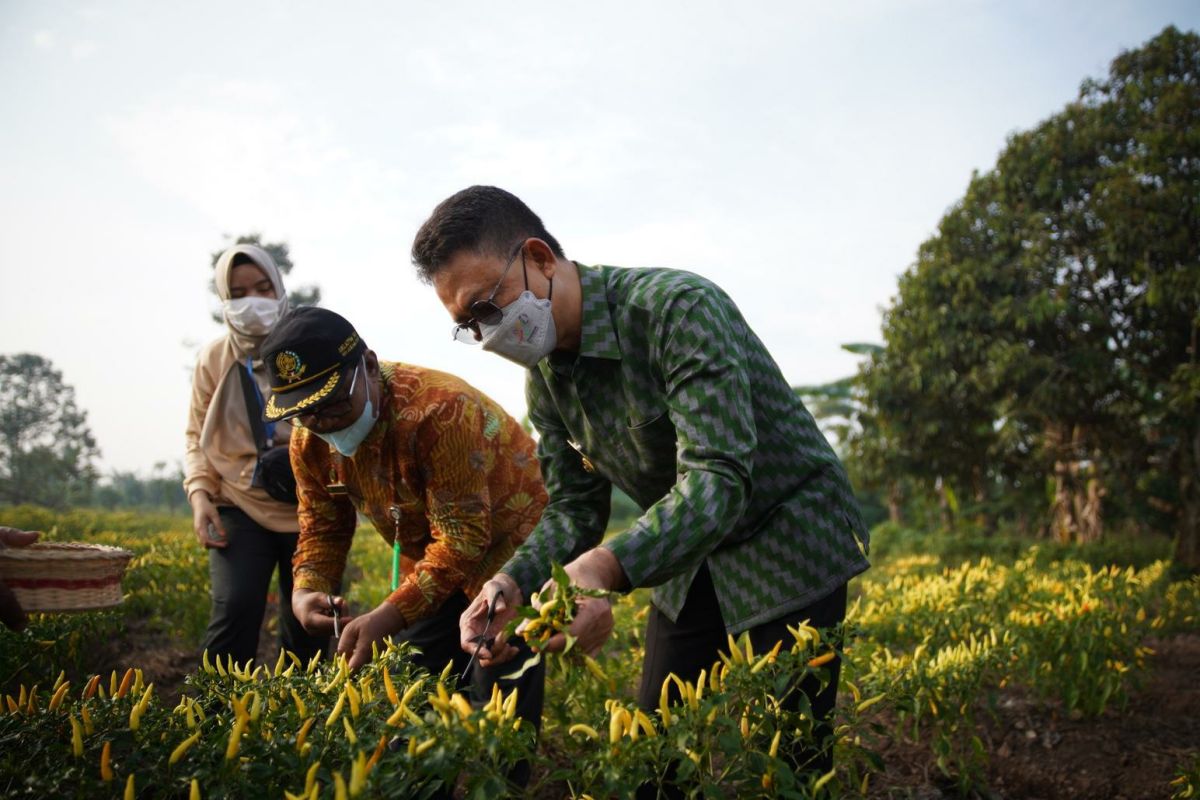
top-left (275, 351), bottom-right (306, 382)
top-left (264, 370), bottom-right (342, 420)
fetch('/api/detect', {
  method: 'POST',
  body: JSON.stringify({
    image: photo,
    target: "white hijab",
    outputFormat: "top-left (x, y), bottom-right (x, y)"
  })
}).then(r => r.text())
top-left (213, 244), bottom-right (289, 360)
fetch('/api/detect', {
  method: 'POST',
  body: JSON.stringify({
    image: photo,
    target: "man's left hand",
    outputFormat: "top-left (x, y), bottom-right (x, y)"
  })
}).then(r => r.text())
top-left (536, 547), bottom-right (623, 657)
top-left (337, 601), bottom-right (406, 671)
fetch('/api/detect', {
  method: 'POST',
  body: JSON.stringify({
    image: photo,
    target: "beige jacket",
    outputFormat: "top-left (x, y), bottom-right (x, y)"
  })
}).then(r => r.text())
top-left (184, 336), bottom-right (298, 533)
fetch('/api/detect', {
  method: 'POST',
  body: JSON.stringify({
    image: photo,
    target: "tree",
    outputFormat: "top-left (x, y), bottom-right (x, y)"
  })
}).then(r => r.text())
top-left (863, 27), bottom-right (1199, 565)
top-left (209, 233), bottom-right (321, 321)
top-left (0, 354), bottom-right (99, 508)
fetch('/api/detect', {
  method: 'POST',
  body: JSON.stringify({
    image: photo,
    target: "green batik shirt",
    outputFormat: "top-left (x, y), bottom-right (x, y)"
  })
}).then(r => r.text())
top-left (502, 263), bottom-right (871, 633)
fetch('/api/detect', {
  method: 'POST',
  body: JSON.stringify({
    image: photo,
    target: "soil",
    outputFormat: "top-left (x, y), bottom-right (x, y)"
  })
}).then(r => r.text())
top-left (103, 621), bottom-right (1199, 799)
top-left (867, 634), bottom-right (1200, 799)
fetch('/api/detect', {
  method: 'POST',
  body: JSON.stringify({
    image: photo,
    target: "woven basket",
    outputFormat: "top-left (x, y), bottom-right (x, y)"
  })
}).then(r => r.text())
top-left (0, 542), bottom-right (135, 612)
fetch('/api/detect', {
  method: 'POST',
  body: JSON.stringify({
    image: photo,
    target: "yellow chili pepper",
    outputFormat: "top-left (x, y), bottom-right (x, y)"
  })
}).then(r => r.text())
top-left (296, 718), bottom-right (316, 751)
top-left (169, 731), bottom-right (201, 766)
top-left (100, 740), bottom-right (114, 781)
top-left (124, 774), bottom-right (135, 800)
top-left (305, 762), bottom-right (321, 795)
top-left (48, 682), bottom-right (70, 712)
top-left (342, 716), bottom-right (358, 745)
top-left (70, 715), bottom-right (84, 757)
top-left (325, 691), bottom-right (347, 729)
top-left (225, 716), bottom-right (248, 760)
top-left (382, 669), bottom-right (399, 706)
top-left (568, 723), bottom-right (600, 739)
top-left (189, 777), bottom-right (201, 800)
top-left (83, 674), bottom-right (101, 701)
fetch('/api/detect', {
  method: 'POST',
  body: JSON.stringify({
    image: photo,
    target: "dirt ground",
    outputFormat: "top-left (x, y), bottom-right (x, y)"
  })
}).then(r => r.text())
top-left (867, 634), bottom-right (1200, 799)
top-left (110, 614), bottom-right (1199, 799)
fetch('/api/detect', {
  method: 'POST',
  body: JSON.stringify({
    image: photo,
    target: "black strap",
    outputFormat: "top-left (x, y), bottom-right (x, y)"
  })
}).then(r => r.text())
top-left (236, 362), bottom-right (270, 456)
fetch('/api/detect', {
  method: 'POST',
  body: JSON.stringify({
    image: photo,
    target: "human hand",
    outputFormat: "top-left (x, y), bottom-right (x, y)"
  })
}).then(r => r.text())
top-left (338, 601), bottom-right (406, 671)
top-left (535, 548), bottom-right (620, 657)
top-left (459, 574), bottom-right (523, 668)
top-left (189, 492), bottom-right (227, 549)
top-left (293, 588), bottom-right (352, 636)
top-left (0, 527), bottom-right (40, 632)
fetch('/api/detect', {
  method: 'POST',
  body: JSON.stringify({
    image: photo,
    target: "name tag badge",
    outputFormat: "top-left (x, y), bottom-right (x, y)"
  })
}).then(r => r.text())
top-left (326, 482), bottom-right (349, 497)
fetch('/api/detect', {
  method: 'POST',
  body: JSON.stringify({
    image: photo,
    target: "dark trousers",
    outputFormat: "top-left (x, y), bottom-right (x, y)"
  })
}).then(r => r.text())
top-left (637, 564), bottom-right (847, 795)
top-left (200, 506), bottom-right (328, 667)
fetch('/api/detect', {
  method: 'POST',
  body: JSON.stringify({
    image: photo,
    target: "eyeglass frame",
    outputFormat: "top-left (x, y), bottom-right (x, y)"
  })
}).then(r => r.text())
top-left (450, 241), bottom-right (529, 344)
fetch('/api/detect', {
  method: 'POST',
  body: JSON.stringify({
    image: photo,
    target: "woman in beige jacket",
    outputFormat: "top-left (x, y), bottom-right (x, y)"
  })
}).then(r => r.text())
top-left (184, 244), bottom-right (326, 667)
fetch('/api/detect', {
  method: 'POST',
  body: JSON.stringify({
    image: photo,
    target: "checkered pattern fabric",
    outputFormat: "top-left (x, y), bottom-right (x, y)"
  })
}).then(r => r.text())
top-left (503, 264), bottom-right (870, 633)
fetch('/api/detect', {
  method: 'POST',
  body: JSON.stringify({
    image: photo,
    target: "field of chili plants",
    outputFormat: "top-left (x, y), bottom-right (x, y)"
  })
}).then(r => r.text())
top-left (0, 506), bottom-right (1197, 799)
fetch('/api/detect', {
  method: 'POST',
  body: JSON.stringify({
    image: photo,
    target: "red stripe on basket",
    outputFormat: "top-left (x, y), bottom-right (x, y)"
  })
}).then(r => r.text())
top-left (6, 576), bottom-right (122, 590)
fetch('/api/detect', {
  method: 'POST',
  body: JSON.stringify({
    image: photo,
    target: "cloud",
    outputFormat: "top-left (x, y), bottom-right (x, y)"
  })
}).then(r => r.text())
top-left (32, 30), bottom-right (54, 49)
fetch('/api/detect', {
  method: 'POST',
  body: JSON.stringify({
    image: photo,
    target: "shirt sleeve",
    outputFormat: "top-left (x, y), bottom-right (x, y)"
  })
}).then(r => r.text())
top-left (385, 393), bottom-right (498, 624)
top-left (291, 433), bottom-right (357, 594)
top-left (603, 285), bottom-right (756, 589)
top-left (182, 348), bottom-right (223, 500)
top-left (501, 370), bottom-right (613, 600)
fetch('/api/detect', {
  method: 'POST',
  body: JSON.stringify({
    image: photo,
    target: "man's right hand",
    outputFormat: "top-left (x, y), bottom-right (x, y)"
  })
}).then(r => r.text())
top-left (459, 574), bottom-right (523, 667)
top-left (189, 492), bottom-right (227, 549)
top-left (293, 587), bottom-right (352, 636)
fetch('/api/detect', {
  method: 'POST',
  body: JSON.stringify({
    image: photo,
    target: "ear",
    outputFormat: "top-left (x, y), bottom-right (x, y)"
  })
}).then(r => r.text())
top-left (364, 350), bottom-right (380, 375)
top-left (524, 238), bottom-right (560, 280)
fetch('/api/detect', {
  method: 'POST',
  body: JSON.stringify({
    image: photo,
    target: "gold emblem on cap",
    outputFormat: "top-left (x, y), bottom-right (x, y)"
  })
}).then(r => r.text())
top-left (276, 351), bottom-right (306, 383)
top-left (337, 333), bottom-right (360, 357)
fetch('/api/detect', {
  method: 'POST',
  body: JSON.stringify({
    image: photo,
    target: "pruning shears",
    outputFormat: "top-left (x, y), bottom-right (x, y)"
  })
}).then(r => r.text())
top-left (461, 589), bottom-right (502, 683)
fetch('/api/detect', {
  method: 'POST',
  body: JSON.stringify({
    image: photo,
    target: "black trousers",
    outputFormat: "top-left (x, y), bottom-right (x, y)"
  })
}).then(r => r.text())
top-left (200, 505), bottom-right (328, 667)
top-left (637, 564), bottom-right (847, 792)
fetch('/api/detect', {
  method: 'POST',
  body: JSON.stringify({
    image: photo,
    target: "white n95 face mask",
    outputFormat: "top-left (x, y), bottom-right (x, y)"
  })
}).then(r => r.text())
top-left (224, 296), bottom-right (283, 335)
top-left (478, 290), bottom-right (557, 368)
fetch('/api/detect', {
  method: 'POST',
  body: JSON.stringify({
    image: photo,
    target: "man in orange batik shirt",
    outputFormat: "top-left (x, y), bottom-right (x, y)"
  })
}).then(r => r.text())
top-left (260, 306), bottom-right (547, 729)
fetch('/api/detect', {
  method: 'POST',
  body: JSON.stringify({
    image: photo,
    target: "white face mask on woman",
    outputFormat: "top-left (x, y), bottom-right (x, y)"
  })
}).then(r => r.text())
top-left (223, 296), bottom-right (284, 336)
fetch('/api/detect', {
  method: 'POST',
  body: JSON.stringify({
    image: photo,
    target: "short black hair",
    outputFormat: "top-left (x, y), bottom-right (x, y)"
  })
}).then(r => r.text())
top-left (410, 186), bottom-right (565, 283)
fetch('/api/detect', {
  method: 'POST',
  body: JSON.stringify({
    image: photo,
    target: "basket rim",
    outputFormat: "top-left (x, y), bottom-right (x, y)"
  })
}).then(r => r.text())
top-left (0, 541), bottom-right (134, 561)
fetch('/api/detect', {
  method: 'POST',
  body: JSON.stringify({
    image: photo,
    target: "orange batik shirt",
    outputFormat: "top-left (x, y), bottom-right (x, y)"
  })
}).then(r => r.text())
top-left (289, 361), bottom-right (547, 627)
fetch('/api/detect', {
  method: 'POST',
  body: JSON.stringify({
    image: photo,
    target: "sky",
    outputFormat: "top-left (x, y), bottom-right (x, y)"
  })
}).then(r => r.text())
top-left (1, 0), bottom-right (1197, 475)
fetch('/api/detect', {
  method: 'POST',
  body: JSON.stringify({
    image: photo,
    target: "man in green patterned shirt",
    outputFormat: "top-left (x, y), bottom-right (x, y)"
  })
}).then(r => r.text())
top-left (411, 186), bottom-right (870, 777)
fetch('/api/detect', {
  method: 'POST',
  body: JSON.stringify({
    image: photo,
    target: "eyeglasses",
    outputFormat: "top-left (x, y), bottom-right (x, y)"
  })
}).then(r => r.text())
top-left (294, 360), bottom-right (362, 425)
top-left (451, 242), bottom-right (525, 345)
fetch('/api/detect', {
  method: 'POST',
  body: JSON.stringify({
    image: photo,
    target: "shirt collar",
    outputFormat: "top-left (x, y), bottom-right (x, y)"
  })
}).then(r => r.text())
top-left (575, 263), bottom-right (621, 361)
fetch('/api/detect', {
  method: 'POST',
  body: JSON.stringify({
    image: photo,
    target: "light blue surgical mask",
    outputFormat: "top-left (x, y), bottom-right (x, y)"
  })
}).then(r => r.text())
top-left (313, 360), bottom-right (378, 457)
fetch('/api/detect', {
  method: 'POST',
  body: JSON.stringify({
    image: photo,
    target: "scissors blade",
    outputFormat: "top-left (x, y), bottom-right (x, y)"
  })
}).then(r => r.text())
top-left (327, 593), bottom-right (341, 640)
top-left (460, 590), bottom-right (502, 683)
